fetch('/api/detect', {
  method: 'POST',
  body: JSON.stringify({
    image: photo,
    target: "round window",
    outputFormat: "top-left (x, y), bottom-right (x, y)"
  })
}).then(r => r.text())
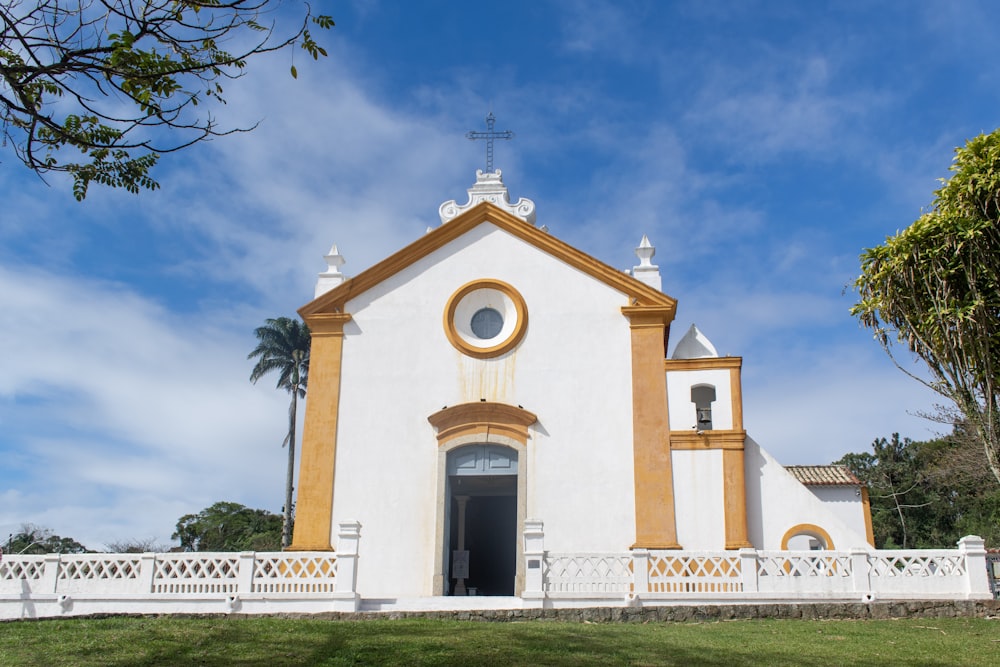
top-left (470, 307), bottom-right (504, 339)
top-left (443, 279), bottom-right (528, 358)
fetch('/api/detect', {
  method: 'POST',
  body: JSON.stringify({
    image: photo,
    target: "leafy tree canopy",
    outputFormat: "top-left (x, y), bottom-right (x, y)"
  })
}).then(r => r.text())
top-left (1, 1), bottom-right (333, 199)
top-left (172, 501), bottom-right (283, 551)
top-left (4, 523), bottom-right (90, 554)
top-left (852, 129), bottom-right (1000, 485)
top-left (837, 431), bottom-right (1000, 549)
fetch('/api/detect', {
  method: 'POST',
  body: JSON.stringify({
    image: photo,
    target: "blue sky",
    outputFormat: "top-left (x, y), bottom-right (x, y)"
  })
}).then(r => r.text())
top-left (2, 0), bottom-right (998, 550)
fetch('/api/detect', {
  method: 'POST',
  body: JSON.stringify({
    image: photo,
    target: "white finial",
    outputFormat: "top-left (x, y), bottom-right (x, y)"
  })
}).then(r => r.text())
top-left (635, 235), bottom-right (655, 267)
top-left (632, 234), bottom-right (661, 291)
top-left (315, 243), bottom-right (347, 298)
top-left (439, 169), bottom-right (536, 224)
top-left (672, 324), bottom-right (719, 359)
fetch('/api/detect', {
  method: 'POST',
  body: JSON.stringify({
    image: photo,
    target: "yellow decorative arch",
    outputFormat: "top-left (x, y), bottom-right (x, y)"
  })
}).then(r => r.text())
top-left (780, 523), bottom-right (835, 550)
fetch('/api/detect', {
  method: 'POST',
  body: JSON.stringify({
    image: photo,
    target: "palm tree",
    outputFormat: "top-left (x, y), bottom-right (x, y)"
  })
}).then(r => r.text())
top-left (248, 317), bottom-right (311, 549)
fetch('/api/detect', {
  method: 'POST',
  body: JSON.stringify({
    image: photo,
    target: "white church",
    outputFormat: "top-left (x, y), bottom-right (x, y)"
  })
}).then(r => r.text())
top-left (288, 168), bottom-right (875, 600)
top-left (5, 150), bottom-right (993, 620)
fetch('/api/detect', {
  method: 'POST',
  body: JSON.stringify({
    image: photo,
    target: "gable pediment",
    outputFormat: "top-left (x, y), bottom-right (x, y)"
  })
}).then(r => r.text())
top-left (299, 202), bottom-right (676, 319)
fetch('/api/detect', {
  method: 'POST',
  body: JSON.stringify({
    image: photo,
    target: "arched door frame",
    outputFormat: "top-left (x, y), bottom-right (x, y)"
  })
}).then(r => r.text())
top-left (428, 402), bottom-right (537, 596)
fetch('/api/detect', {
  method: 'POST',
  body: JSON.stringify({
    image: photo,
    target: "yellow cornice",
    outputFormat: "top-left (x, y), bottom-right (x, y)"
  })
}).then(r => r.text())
top-left (620, 305), bottom-right (676, 327)
top-left (302, 312), bottom-right (352, 336)
top-left (670, 430), bottom-right (747, 450)
top-left (664, 356), bottom-right (742, 371)
top-left (299, 202), bottom-right (678, 316)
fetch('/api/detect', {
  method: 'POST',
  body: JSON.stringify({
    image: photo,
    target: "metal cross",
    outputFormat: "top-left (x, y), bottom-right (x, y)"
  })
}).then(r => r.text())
top-left (466, 112), bottom-right (514, 172)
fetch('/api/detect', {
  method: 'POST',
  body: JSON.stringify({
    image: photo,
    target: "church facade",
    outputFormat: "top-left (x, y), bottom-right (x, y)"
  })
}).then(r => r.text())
top-left (289, 170), bottom-right (874, 600)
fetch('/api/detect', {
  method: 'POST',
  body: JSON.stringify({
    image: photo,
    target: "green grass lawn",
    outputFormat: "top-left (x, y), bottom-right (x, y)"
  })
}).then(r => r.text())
top-left (0, 616), bottom-right (997, 666)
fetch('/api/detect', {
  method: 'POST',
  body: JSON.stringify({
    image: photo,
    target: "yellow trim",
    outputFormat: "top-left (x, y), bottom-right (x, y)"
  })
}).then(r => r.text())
top-left (728, 363), bottom-right (744, 431)
top-left (669, 430), bottom-right (747, 450)
top-left (722, 447), bottom-right (753, 549)
top-left (442, 279), bottom-right (528, 359)
top-left (300, 202), bottom-right (677, 317)
top-left (663, 356), bottom-right (742, 371)
top-left (427, 402), bottom-right (538, 444)
top-left (288, 313), bottom-right (351, 552)
top-left (780, 523), bottom-right (835, 550)
top-left (861, 487), bottom-right (876, 547)
top-left (622, 306), bottom-right (680, 550)
top-left (723, 362), bottom-right (750, 547)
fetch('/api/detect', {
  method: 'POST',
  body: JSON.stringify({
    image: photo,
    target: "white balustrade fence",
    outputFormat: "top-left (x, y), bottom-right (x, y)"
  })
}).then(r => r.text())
top-left (526, 530), bottom-right (992, 604)
top-left (1, 520), bottom-right (992, 618)
top-left (0, 521), bottom-right (362, 619)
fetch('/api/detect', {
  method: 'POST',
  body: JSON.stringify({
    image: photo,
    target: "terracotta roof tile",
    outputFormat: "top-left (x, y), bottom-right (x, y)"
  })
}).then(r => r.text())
top-left (785, 465), bottom-right (861, 486)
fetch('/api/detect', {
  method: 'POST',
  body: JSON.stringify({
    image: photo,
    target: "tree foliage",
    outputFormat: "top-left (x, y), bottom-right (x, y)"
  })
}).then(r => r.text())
top-left (837, 432), bottom-right (1000, 548)
top-left (172, 501), bottom-right (282, 551)
top-left (1, 1), bottom-right (333, 199)
top-left (852, 129), bottom-right (1000, 485)
top-left (248, 316), bottom-right (310, 549)
top-left (3, 523), bottom-right (89, 554)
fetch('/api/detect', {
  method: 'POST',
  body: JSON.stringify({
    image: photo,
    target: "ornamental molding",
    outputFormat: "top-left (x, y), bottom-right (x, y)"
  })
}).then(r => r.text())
top-left (439, 169), bottom-right (536, 225)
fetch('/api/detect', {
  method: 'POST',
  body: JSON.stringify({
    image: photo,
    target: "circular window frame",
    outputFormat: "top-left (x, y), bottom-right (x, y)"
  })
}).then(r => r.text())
top-left (444, 279), bottom-right (528, 359)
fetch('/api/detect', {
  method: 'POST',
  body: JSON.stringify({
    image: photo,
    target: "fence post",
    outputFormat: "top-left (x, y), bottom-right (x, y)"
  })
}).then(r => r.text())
top-left (958, 535), bottom-right (991, 600)
top-left (42, 554), bottom-right (60, 594)
top-left (522, 519), bottom-right (545, 607)
top-left (237, 552), bottom-right (256, 595)
top-left (848, 548), bottom-right (872, 600)
top-left (139, 553), bottom-right (157, 593)
top-left (332, 520), bottom-right (361, 611)
top-left (631, 549), bottom-right (649, 602)
top-left (739, 549), bottom-right (758, 594)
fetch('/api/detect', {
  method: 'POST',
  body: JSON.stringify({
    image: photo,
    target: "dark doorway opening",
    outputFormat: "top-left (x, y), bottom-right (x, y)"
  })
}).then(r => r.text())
top-left (448, 475), bottom-right (517, 596)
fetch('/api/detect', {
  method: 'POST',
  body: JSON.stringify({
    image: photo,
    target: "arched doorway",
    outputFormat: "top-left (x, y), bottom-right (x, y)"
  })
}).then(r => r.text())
top-left (427, 401), bottom-right (536, 597)
top-left (445, 444), bottom-right (518, 596)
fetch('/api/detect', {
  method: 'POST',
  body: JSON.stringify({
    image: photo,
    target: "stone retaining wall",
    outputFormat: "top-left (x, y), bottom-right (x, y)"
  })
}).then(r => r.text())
top-left (5, 599), bottom-right (997, 624)
top-left (292, 600), bottom-right (1000, 623)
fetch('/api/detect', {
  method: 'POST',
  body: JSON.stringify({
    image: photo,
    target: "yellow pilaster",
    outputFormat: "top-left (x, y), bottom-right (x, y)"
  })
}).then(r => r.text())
top-left (861, 487), bottom-right (876, 547)
top-left (288, 312), bottom-right (351, 551)
top-left (722, 447), bottom-right (753, 549)
top-left (622, 306), bottom-right (680, 550)
top-left (723, 363), bottom-right (752, 549)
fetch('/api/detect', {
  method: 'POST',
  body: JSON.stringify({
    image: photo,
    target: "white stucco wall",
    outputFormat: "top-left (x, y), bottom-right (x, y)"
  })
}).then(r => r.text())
top-left (665, 369), bottom-right (733, 431)
top-left (671, 449), bottom-right (725, 549)
top-left (329, 223), bottom-right (639, 598)
top-left (743, 436), bottom-right (872, 551)
top-left (806, 486), bottom-right (870, 540)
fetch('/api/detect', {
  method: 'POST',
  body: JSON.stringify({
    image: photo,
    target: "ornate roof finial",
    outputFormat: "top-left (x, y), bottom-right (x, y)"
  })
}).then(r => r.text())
top-left (315, 243), bottom-right (347, 298)
top-left (466, 112), bottom-right (514, 173)
top-left (632, 235), bottom-right (661, 291)
top-left (439, 169), bottom-right (536, 224)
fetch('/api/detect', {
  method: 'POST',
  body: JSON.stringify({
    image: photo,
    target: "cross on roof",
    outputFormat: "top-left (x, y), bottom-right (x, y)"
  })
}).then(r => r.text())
top-left (466, 112), bottom-right (514, 172)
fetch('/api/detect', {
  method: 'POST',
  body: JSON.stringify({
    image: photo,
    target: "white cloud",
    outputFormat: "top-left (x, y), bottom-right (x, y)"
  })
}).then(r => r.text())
top-left (687, 55), bottom-right (886, 162)
top-left (742, 343), bottom-right (940, 466)
top-left (0, 263), bottom-right (293, 548)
